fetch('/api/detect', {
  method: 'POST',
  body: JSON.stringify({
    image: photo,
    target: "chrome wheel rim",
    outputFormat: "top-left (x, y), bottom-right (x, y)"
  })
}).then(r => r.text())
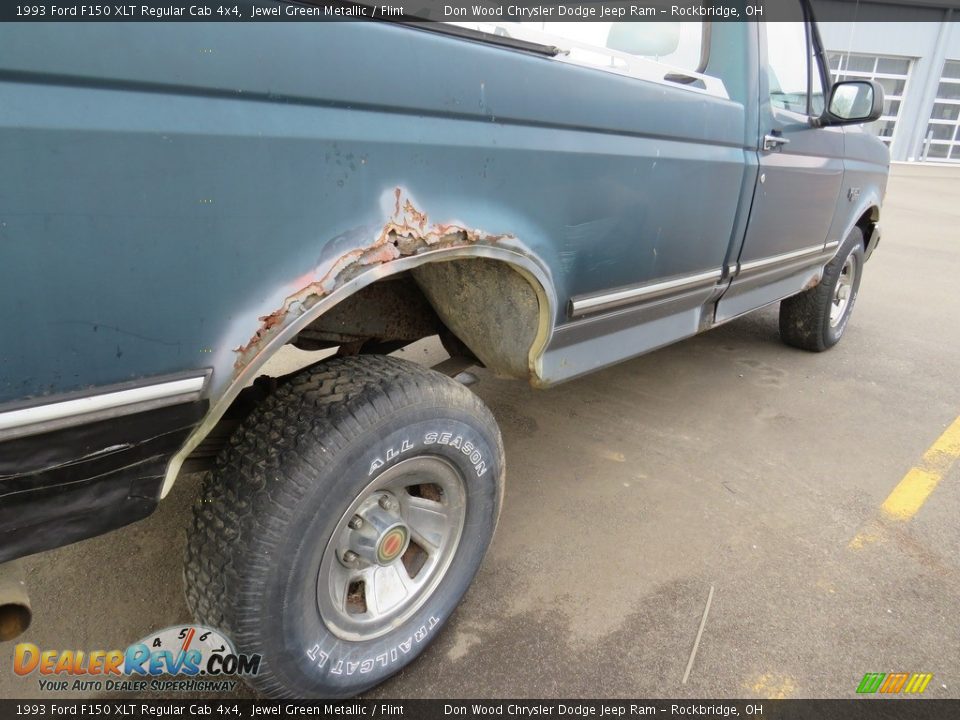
top-left (317, 456), bottom-right (466, 641)
top-left (830, 255), bottom-right (858, 327)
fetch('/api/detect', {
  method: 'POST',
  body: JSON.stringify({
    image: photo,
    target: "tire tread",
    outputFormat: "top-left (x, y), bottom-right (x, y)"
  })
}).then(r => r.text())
top-left (183, 354), bottom-right (501, 697)
top-left (779, 228), bottom-right (864, 352)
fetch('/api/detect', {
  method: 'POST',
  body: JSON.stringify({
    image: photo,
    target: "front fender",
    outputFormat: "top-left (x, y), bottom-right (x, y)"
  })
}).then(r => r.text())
top-left (160, 189), bottom-right (558, 497)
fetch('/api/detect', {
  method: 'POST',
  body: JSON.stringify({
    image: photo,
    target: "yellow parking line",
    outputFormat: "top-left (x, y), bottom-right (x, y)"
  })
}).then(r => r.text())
top-left (881, 416), bottom-right (960, 520)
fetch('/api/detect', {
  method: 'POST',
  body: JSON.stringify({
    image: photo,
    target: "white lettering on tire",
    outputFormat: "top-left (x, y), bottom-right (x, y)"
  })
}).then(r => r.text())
top-left (368, 438), bottom-right (416, 476)
top-left (423, 431), bottom-right (488, 477)
top-left (306, 644), bottom-right (329, 668)
top-left (310, 423), bottom-right (491, 678)
top-left (310, 616), bottom-right (440, 677)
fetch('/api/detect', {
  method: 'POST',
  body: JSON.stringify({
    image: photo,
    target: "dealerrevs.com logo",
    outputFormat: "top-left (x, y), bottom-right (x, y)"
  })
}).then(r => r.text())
top-left (14, 625), bottom-right (261, 693)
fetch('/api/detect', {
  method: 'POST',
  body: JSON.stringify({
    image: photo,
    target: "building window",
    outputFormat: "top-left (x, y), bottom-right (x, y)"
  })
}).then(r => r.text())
top-left (827, 52), bottom-right (912, 148)
top-left (923, 60), bottom-right (960, 162)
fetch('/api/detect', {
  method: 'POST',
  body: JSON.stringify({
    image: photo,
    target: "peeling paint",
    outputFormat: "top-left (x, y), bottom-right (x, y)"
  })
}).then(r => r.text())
top-left (802, 271), bottom-right (822, 291)
top-left (233, 188), bottom-right (512, 372)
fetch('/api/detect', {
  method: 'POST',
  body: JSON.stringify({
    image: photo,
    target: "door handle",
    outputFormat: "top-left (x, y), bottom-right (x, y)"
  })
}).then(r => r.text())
top-left (763, 133), bottom-right (790, 151)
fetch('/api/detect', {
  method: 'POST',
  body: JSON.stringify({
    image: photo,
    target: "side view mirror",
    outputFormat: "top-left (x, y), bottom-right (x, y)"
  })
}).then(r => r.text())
top-left (822, 80), bottom-right (884, 126)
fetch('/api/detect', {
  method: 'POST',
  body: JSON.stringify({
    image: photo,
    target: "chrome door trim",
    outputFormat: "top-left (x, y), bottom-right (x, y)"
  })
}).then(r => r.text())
top-left (569, 268), bottom-right (723, 319)
top-left (734, 240), bottom-right (839, 277)
top-left (0, 372), bottom-right (208, 441)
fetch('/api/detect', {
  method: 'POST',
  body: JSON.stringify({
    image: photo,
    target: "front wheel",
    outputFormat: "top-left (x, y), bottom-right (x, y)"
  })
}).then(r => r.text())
top-left (779, 227), bottom-right (865, 352)
top-left (184, 355), bottom-right (504, 698)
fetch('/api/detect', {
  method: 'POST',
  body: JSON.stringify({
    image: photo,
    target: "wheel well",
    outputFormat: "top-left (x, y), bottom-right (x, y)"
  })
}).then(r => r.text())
top-left (411, 258), bottom-right (543, 379)
top-left (182, 257), bottom-right (545, 472)
top-left (290, 257), bottom-right (543, 379)
top-left (184, 258), bottom-right (548, 472)
top-left (855, 206), bottom-right (879, 247)
top-left (290, 273), bottom-right (445, 357)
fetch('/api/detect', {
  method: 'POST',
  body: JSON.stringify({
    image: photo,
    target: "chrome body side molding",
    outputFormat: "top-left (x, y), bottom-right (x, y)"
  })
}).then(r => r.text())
top-left (569, 269), bottom-right (723, 319)
top-left (0, 372), bottom-right (209, 442)
top-left (733, 241), bottom-right (839, 277)
top-left (714, 241), bottom-right (842, 325)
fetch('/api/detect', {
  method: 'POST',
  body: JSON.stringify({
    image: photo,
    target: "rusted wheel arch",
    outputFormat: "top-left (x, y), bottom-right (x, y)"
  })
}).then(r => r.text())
top-left (161, 246), bottom-right (556, 497)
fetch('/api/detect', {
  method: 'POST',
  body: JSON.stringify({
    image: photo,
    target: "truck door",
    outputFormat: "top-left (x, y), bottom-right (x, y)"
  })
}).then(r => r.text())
top-left (717, 5), bottom-right (844, 321)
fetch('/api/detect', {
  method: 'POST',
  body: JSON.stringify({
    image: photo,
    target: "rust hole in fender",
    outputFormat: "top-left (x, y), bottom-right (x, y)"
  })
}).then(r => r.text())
top-left (232, 188), bottom-right (512, 373)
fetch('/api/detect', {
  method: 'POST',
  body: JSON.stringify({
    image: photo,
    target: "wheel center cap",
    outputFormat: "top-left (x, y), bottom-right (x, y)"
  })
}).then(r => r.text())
top-left (376, 526), bottom-right (409, 565)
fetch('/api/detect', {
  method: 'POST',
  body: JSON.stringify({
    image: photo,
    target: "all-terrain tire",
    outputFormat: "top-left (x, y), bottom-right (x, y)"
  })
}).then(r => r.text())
top-left (779, 227), bottom-right (865, 352)
top-left (184, 354), bottom-right (504, 698)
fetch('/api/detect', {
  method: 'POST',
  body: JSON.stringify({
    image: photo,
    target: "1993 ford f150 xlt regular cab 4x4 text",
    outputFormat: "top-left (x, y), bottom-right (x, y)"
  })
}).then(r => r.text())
top-left (0, 8), bottom-right (887, 697)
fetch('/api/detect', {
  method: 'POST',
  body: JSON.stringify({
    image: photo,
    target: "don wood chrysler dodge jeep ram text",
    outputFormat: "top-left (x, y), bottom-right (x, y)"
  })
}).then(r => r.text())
top-left (0, 11), bottom-right (888, 698)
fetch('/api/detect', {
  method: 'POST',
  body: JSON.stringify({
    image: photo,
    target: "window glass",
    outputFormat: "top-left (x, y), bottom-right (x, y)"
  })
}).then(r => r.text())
top-left (767, 22), bottom-right (822, 115)
top-left (878, 77), bottom-right (907, 97)
top-left (931, 103), bottom-right (960, 122)
top-left (877, 57), bottom-right (910, 75)
top-left (926, 71), bottom-right (960, 162)
top-left (875, 120), bottom-right (897, 138)
top-left (846, 55), bottom-right (876, 73)
top-left (810, 42), bottom-right (825, 115)
top-left (928, 123), bottom-right (956, 141)
top-left (526, 23), bottom-right (705, 73)
top-left (942, 60), bottom-right (960, 80)
top-left (767, 23), bottom-right (810, 113)
top-left (936, 81), bottom-right (960, 101)
top-left (447, 22), bottom-right (707, 77)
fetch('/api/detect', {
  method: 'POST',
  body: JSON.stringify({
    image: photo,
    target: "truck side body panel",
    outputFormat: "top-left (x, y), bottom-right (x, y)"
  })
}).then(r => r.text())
top-left (0, 20), bottom-right (888, 562)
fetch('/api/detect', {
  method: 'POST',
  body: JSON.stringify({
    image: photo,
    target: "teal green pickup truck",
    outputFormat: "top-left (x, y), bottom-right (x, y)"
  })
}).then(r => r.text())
top-left (0, 9), bottom-right (887, 698)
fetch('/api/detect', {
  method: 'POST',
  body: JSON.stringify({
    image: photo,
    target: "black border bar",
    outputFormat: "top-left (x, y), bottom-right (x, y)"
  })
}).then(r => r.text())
top-left (2, 1), bottom-right (959, 23)
top-left (0, 700), bottom-right (958, 719)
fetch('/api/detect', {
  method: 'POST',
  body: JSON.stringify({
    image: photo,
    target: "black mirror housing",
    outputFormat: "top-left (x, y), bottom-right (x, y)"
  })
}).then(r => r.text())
top-left (821, 80), bottom-right (885, 127)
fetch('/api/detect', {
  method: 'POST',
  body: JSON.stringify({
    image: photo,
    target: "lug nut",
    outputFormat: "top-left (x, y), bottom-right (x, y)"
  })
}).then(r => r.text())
top-left (342, 550), bottom-right (358, 563)
top-left (348, 515), bottom-right (363, 530)
top-left (379, 495), bottom-right (399, 512)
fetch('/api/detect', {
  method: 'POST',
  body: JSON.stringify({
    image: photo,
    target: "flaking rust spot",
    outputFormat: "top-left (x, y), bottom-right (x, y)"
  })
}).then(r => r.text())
top-left (233, 188), bottom-right (512, 372)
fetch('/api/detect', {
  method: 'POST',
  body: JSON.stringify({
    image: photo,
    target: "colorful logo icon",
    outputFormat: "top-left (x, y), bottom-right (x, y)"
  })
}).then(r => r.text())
top-left (377, 526), bottom-right (409, 564)
top-left (856, 672), bottom-right (933, 694)
top-left (14, 624), bottom-right (261, 680)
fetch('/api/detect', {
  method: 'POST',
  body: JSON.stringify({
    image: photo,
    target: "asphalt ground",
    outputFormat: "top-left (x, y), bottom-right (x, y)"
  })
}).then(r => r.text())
top-left (3, 164), bottom-right (959, 700)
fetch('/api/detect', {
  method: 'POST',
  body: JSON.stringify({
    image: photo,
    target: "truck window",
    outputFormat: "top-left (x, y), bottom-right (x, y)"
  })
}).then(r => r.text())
top-left (526, 22), bottom-right (706, 74)
top-left (444, 21), bottom-right (722, 97)
top-left (767, 22), bottom-right (825, 117)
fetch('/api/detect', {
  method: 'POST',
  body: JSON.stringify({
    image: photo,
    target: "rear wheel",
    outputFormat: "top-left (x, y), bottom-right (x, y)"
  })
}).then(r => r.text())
top-left (779, 227), bottom-right (865, 352)
top-left (184, 355), bottom-right (504, 698)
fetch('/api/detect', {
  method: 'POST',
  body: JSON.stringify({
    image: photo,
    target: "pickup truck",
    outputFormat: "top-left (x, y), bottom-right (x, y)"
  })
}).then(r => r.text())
top-left (0, 8), bottom-right (888, 698)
